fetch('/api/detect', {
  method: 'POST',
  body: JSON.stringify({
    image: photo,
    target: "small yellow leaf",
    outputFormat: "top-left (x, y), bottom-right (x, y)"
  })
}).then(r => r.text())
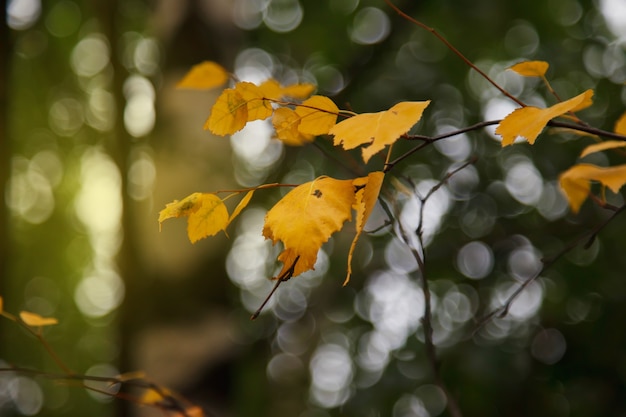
top-left (280, 83), bottom-right (316, 100)
top-left (206, 88), bottom-right (248, 135)
top-left (331, 101), bottom-right (431, 163)
top-left (509, 61), bottom-right (549, 77)
top-left (258, 79), bottom-right (283, 100)
top-left (345, 171), bottom-right (384, 285)
top-left (159, 193), bottom-right (229, 243)
top-left (235, 81), bottom-right (273, 122)
top-left (580, 140), bottom-right (626, 158)
top-left (559, 163), bottom-right (626, 213)
top-left (296, 95), bottom-right (339, 136)
top-left (263, 177), bottom-right (356, 278)
top-left (272, 107), bottom-right (314, 145)
top-left (177, 61), bottom-right (229, 90)
top-left (496, 89), bottom-right (594, 146)
top-left (187, 194), bottom-right (229, 243)
top-left (141, 387), bottom-right (172, 405)
top-left (229, 190), bottom-right (255, 224)
top-left (19, 311), bottom-right (58, 327)
top-left (614, 111), bottom-right (626, 135)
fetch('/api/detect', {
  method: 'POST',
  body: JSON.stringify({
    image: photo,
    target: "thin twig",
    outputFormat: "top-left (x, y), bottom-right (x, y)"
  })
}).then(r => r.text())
top-left (251, 256), bottom-right (300, 320)
top-left (475, 204), bottom-right (626, 331)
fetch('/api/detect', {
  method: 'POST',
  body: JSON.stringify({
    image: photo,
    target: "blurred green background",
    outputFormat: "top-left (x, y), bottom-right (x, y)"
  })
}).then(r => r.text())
top-left (1, 0), bottom-right (626, 416)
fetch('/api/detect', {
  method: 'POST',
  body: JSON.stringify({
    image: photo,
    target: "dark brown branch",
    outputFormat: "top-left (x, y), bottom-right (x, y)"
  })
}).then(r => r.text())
top-left (251, 256), bottom-right (300, 320)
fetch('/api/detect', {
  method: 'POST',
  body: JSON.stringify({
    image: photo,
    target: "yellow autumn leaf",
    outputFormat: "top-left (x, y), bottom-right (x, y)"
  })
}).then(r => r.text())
top-left (19, 311), bottom-right (58, 327)
top-left (559, 163), bottom-right (626, 213)
top-left (496, 89), bottom-right (594, 146)
top-left (177, 61), bottom-right (229, 90)
top-left (330, 101), bottom-right (431, 163)
top-left (205, 88), bottom-right (248, 135)
top-left (141, 387), bottom-right (172, 405)
top-left (296, 95), bottom-right (339, 136)
top-left (159, 193), bottom-right (229, 243)
top-left (280, 83), bottom-right (316, 100)
top-left (0, 296), bottom-right (3, 313)
top-left (509, 61), bottom-right (549, 77)
top-left (258, 79), bottom-right (283, 100)
top-left (263, 177), bottom-right (356, 278)
top-left (615, 111), bottom-right (626, 135)
top-left (272, 107), bottom-right (314, 145)
top-left (235, 81), bottom-right (273, 122)
top-left (345, 171), bottom-right (384, 285)
top-left (580, 140), bottom-right (626, 158)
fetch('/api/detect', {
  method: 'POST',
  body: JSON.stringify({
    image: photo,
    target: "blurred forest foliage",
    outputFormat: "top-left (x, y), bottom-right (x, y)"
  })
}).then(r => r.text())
top-left (1, 0), bottom-right (626, 416)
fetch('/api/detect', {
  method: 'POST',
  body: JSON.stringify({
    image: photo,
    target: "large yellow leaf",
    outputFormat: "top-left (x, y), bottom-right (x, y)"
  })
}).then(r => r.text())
top-left (263, 177), bottom-right (356, 278)
top-left (330, 101), bottom-right (431, 163)
top-left (615, 111), bottom-right (626, 135)
top-left (205, 88), bottom-right (248, 135)
top-left (496, 89), bottom-right (594, 146)
top-left (559, 163), bottom-right (626, 213)
top-left (509, 61), bottom-right (549, 77)
top-left (345, 171), bottom-right (384, 285)
top-left (272, 107), bottom-right (314, 145)
top-left (20, 311), bottom-right (58, 327)
top-left (159, 193), bottom-right (229, 243)
top-left (295, 95), bottom-right (339, 136)
top-left (177, 61), bottom-right (229, 89)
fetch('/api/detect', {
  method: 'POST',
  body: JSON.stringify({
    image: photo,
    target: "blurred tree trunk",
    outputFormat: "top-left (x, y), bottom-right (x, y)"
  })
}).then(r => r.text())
top-left (0, 0), bottom-right (10, 300)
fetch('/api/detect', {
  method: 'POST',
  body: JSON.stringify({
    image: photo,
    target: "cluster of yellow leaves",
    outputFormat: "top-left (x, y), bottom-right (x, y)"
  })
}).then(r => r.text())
top-left (559, 115), bottom-right (626, 213)
top-left (500, 60), bottom-right (626, 213)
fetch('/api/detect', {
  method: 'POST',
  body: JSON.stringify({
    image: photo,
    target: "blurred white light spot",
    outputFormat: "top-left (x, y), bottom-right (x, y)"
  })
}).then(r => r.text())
top-left (123, 75), bottom-right (155, 137)
top-left (71, 34), bottom-right (110, 77)
top-left (504, 22), bottom-right (540, 56)
top-left (7, 156), bottom-right (55, 224)
top-left (74, 270), bottom-right (124, 318)
top-left (433, 130), bottom-right (471, 161)
top-left (416, 384), bottom-right (447, 417)
top-left (505, 161), bottom-right (543, 206)
top-left (508, 246), bottom-right (542, 281)
top-left (482, 97), bottom-right (518, 141)
top-left (87, 88), bottom-right (116, 132)
top-left (599, 0), bottom-right (626, 38)
top-left (7, 0), bottom-right (41, 30)
top-left (493, 280), bottom-right (543, 320)
top-left (531, 328), bottom-right (567, 365)
top-left (310, 344), bottom-right (353, 408)
top-left (263, 0), bottom-right (303, 33)
top-left (267, 353), bottom-right (303, 383)
top-left (457, 241), bottom-right (494, 280)
top-left (350, 7), bottom-right (390, 45)
top-left (49, 97), bottom-right (85, 137)
top-left (74, 150), bottom-right (122, 234)
top-left (128, 152), bottom-right (156, 201)
top-left (9, 377), bottom-right (43, 415)
top-left (134, 37), bottom-right (160, 76)
top-left (393, 394), bottom-right (427, 417)
top-left (233, 0), bottom-right (268, 30)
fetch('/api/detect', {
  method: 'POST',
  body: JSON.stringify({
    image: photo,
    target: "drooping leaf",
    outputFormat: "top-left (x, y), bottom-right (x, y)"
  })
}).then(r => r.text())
top-left (176, 61), bottom-right (229, 90)
top-left (205, 88), bottom-right (248, 135)
top-left (330, 101), bottom-right (431, 163)
top-left (228, 190), bottom-right (255, 224)
top-left (159, 193), bottom-right (229, 243)
top-left (272, 107), bottom-right (314, 145)
top-left (235, 81), bottom-right (273, 122)
top-left (615, 111), bottom-right (626, 135)
top-left (496, 89), bottom-right (594, 146)
top-left (580, 140), bottom-right (626, 158)
top-left (345, 171), bottom-right (385, 285)
top-left (509, 61), bottom-right (549, 77)
top-left (19, 311), bottom-right (58, 327)
top-left (263, 177), bottom-right (356, 278)
top-left (295, 95), bottom-right (339, 136)
top-left (559, 163), bottom-right (626, 213)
